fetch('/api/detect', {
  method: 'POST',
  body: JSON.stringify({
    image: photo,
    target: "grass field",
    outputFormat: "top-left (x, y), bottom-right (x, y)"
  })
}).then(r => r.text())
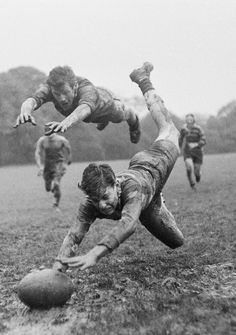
top-left (0, 153), bottom-right (235, 335)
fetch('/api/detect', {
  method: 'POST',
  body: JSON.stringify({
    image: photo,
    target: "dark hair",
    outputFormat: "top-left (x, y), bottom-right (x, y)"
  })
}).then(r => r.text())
top-left (46, 66), bottom-right (77, 89)
top-left (185, 113), bottom-right (195, 119)
top-left (79, 163), bottom-right (116, 199)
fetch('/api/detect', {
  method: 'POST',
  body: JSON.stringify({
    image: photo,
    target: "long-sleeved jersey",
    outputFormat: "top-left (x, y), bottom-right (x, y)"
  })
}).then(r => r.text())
top-left (31, 76), bottom-right (122, 124)
top-left (57, 139), bottom-right (179, 258)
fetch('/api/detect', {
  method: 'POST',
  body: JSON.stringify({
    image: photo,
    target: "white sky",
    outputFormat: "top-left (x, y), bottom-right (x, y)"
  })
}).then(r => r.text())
top-left (0, 0), bottom-right (235, 117)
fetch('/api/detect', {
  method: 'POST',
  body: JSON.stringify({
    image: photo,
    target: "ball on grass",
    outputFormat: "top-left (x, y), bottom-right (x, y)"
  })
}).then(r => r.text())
top-left (17, 269), bottom-right (74, 309)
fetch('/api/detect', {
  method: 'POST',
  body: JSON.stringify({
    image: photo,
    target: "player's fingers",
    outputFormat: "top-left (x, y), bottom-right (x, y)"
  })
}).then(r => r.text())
top-left (24, 114), bottom-right (29, 122)
top-left (45, 122), bottom-right (54, 127)
top-left (45, 122), bottom-right (58, 131)
top-left (53, 125), bottom-right (62, 133)
top-left (62, 257), bottom-right (84, 267)
top-left (60, 126), bottom-right (67, 133)
top-left (13, 117), bottom-right (20, 128)
top-left (67, 262), bottom-right (82, 268)
top-left (19, 114), bottom-right (26, 124)
top-left (45, 128), bottom-right (54, 136)
top-left (60, 257), bottom-right (78, 264)
top-left (30, 115), bottom-right (36, 126)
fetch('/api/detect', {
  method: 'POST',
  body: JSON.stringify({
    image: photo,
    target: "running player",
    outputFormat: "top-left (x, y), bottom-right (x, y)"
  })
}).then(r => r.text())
top-left (35, 133), bottom-right (72, 208)
top-left (179, 114), bottom-right (206, 189)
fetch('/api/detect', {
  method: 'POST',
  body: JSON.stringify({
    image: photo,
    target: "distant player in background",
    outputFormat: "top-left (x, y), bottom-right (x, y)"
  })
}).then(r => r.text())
top-left (179, 114), bottom-right (206, 189)
top-left (14, 65), bottom-right (141, 144)
top-left (35, 133), bottom-right (72, 208)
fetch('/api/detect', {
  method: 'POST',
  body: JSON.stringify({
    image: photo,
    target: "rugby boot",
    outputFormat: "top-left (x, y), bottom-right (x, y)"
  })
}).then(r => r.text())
top-left (195, 174), bottom-right (201, 183)
top-left (96, 122), bottom-right (109, 131)
top-left (129, 62), bottom-right (154, 84)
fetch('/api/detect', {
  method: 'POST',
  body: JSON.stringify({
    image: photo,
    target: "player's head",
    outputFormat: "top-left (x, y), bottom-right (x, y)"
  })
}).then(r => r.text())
top-left (47, 66), bottom-right (78, 111)
top-left (185, 113), bottom-right (195, 126)
top-left (79, 163), bottom-right (119, 215)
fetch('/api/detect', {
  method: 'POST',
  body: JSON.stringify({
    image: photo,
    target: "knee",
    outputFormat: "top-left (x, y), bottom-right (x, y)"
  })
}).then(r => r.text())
top-left (194, 164), bottom-right (201, 173)
top-left (185, 161), bottom-right (192, 171)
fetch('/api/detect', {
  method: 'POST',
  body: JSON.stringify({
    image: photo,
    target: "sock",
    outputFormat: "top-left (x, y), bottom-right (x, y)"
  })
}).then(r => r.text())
top-left (138, 78), bottom-right (154, 95)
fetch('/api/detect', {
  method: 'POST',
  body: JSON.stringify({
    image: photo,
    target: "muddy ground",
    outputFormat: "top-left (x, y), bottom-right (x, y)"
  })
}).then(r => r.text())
top-left (0, 154), bottom-right (235, 334)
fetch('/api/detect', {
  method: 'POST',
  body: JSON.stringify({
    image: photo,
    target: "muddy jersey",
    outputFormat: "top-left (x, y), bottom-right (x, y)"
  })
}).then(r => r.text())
top-left (31, 77), bottom-right (121, 124)
top-left (58, 140), bottom-right (179, 257)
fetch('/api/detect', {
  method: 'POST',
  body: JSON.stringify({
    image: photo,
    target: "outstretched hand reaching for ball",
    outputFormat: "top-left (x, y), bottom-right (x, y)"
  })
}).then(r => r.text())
top-left (61, 253), bottom-right (98, 270)
top-left (59, 245), bottom-right (110, 271)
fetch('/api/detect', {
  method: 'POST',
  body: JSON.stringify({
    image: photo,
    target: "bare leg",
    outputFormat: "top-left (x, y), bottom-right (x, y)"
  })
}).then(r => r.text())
top-left (185, 158), bottom-right (196, 188)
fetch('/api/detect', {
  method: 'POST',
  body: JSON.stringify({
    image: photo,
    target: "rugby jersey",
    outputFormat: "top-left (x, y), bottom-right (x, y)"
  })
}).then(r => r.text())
top-left (57, 140), bottom-right (179, 258)
top-left (179, 123), bottom-right (206, 151)
top-left (31, 77), bottom-right (120, 123)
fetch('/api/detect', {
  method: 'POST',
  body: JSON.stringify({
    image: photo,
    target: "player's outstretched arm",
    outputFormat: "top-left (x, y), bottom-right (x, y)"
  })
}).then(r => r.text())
top-left (54, 202), bottom-right (95, 271)
top-left (61, 187), bottom-right (142, 271)
top-left (45, 104), bottom-right (92, 135)
top-left (60, 245), bottom-right (109, 271)
top-left (14, 98), bottom-right (37, 128)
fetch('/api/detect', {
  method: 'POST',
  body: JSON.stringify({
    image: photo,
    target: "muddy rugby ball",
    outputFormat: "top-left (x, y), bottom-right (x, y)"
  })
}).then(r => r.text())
top-left (17, 269), bottom-right (74, 309)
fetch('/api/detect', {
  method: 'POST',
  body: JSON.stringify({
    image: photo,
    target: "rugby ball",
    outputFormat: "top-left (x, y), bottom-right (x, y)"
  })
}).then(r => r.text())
top-left (17, 268), bottom-right (74, 309)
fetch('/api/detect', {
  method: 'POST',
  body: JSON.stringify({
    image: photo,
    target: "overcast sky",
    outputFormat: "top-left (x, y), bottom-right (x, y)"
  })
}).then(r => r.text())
top-left (0, 0), bottom-right (235, 117)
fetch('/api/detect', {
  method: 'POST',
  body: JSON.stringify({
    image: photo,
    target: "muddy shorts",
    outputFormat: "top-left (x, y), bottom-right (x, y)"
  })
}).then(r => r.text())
top-left (129, 139), bottom-right (179, 194)
top-left (43, 161), bottom-right (66, 190)
top-left (83, 87), bottom-right (127, 125)
top-left (129, 140), bottom-right (183, 249)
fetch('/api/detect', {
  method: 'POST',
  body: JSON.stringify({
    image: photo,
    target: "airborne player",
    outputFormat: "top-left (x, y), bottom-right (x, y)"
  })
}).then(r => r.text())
top-left (14, 66), bottom-right (141, 144)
